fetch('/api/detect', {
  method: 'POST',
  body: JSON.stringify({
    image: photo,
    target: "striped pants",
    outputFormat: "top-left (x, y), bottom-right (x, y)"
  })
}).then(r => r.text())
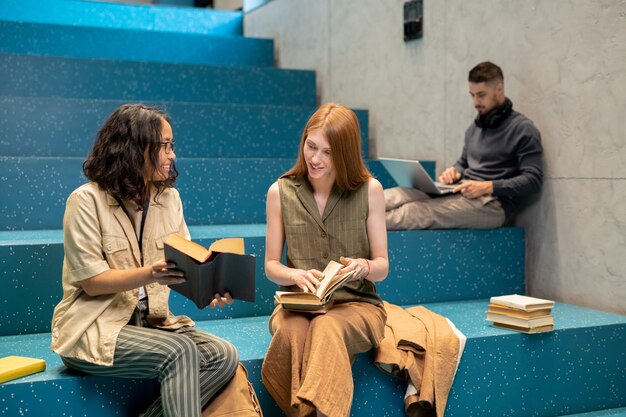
top-left (384, 186), bottom-right (506, 230)
top-left (62, 325), bottom-right (239, 417)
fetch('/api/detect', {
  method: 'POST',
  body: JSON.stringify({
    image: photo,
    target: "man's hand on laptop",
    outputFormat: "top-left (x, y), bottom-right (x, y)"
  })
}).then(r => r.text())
top-left (454, 180), bottom-right (493, 199)
top-left (438, 167), bottom-right (462, 184)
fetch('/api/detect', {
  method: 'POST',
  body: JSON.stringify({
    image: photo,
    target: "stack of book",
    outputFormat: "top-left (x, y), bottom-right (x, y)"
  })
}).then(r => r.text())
top-left (487, 294), bottom-right (555, 334)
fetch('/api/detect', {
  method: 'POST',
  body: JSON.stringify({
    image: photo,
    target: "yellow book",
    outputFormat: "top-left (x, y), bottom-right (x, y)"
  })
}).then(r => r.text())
top-left (0, 356), bottom-right (46, 383)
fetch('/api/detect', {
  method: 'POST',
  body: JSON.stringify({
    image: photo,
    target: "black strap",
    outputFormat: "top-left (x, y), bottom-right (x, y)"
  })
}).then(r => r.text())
top-left (114, 195), bottom-right (150, 266)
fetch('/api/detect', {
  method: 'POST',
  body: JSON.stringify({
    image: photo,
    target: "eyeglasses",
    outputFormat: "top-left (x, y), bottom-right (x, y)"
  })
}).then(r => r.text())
top-left (159, 141), bottom-right (176, 154)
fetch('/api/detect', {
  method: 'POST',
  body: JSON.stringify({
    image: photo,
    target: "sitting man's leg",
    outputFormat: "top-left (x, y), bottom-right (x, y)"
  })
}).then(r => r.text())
top-left (385, 189), bottom-right (506, 230)
top-left (426, 195), bottom-right (505, 229)
top-left (385, 187), bottom-right (431, 210)
top-left (384, 187), bottom-right (433, 229)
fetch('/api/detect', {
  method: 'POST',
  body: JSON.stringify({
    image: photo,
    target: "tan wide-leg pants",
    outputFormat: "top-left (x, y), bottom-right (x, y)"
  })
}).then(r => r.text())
top-left (261, 302), bottom-right (386, 417)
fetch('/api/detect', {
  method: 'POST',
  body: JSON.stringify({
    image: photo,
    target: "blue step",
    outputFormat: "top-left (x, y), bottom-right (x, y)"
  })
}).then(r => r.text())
top-left (0, 0), bottom-right (243, 36)
top-left (0, 158), bottom-right (405, 230)
top-left (0, 97), bottom-right (369, 158)
top-left (0, 20), bottom-right (273, 67)
top-left (353, 300), bottom-right (626, 417)
top-left (556, 409), bottom-right (626, 417)
top-left (378, 227), bottom-right (525, 305)
top-left (0, 54), bottom-right (316, 106)
top-left (0, 227), bottom-right (524, 336)
top-left (1, 300), bottom-right (624, 416)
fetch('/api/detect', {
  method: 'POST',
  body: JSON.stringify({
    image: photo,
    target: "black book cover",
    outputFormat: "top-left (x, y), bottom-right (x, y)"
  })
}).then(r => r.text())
top-left (165, 245), bottom-right (256, 309)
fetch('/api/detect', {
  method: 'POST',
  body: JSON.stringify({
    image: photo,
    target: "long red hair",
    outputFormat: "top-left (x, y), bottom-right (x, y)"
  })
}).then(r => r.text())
top-left (282, 103), bottom-right (371, 190)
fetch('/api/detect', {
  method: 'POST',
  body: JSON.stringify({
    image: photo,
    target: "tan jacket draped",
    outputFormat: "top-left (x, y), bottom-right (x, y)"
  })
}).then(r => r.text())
top-left (375, 302), bottom-right (461, 417)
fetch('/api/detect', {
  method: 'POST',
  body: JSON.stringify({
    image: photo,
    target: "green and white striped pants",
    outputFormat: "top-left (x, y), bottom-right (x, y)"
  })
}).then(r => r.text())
top-left (62, 324), bottom-right (239, 417)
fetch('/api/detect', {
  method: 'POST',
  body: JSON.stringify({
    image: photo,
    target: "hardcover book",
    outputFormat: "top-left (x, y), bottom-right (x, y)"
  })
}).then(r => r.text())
top-left (164, 234), bottom-right (256, 308)
top-left (486, 312), bottom-right (554, 328)
top-left (0, 356), bottom-right (46, 384)
top-left (489, 294), bottom-right (555, 311)
top-left (492, 322), bottom-right (554, 334)
top-left (487, 304), bottom-right (552, 319)
top-left (274, 260), bottom-right (355, 313)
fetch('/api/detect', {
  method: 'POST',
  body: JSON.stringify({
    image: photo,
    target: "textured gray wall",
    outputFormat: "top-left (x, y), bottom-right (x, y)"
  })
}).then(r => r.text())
top-left (245, 0), bottom-right (626, 314)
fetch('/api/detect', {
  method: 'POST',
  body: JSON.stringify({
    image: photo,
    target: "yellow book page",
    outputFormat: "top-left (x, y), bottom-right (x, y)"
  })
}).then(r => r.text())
top-left (208, 237), bottom-right (245, 255)
top-left (315, 260), bottom-right (344, 298)
top-left (0, 356), bottom-right (46, 383)
top-left (165, 234), bottom-right (211, 263)
top-left (275, 291), bottom-right (322, 304)
top-left (165, 235), bottom-right (245, 263)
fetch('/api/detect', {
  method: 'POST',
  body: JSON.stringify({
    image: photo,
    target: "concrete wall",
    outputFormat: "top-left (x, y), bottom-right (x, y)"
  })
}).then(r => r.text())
top-left (245, 0), bottom-right (626, 314)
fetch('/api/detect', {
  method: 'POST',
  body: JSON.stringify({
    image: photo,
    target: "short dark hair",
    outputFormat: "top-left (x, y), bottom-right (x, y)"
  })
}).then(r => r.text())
top-left (83, 104), bottom-right (178, 207)
top-left (468, 61), bottom-right (503, 84)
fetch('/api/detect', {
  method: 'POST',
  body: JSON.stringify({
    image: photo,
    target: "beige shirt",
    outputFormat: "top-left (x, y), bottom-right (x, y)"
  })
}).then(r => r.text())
top-left (50, 182), bottom-right (194, 366)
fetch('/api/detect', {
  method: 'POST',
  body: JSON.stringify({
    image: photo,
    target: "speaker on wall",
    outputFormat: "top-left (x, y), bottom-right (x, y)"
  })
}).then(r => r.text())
top-left (404, 0), bottom-right (423, 41)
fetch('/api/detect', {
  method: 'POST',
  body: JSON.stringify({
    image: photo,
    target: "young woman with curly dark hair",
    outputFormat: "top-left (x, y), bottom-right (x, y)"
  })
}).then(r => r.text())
top-left (51, 104), bottom-right (239, 417)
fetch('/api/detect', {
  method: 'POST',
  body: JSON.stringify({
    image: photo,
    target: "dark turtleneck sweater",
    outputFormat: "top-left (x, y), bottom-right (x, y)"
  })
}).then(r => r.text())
top-left (454, 101), bottom-right (543, 218)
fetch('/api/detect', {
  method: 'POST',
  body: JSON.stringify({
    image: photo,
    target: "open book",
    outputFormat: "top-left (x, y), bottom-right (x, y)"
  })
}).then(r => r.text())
top-left (274, 260), bottom-right (355, 313)
top-left (164, 234), bottom-right (256, 308)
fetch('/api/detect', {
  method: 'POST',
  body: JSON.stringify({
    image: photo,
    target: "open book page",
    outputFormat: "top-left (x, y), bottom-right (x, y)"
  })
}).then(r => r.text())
top-left (208, 237), bottom-right (245, 256)
top-left (165, 235), bottom-right (245, 263)
top-left (274, 291), bottom-right (323, 304)
top-left (315, 260), bottom-right (345, 298)
top-left (274, 260), bottom-right (355, 308)
top-left (166, 234), bottom-right (211, 263)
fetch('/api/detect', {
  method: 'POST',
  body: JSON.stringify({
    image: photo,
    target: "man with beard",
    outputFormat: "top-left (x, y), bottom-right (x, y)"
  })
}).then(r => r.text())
top-left (385, 61), bottom-right (543, 230)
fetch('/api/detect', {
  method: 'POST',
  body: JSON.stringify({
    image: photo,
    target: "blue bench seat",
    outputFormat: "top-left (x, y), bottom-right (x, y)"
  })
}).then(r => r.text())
top-left (1, 300), bottom-right (624, 417)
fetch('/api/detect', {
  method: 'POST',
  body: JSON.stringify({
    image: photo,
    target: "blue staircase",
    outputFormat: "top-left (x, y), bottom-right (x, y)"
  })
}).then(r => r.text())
top-left (0, 1), bottom-right (624, 416)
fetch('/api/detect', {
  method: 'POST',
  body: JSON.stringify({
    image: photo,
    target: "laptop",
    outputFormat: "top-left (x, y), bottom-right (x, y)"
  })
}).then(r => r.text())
top-left (378, 157), bottom-right (459, 195)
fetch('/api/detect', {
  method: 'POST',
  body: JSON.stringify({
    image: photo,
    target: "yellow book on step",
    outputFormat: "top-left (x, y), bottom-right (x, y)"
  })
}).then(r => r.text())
top-left (0, 356), bottom-right (46, 383)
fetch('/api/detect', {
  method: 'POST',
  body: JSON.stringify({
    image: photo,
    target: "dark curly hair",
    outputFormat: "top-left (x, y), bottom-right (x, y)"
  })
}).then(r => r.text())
top-left (83, 104), bottom-right (178, 208)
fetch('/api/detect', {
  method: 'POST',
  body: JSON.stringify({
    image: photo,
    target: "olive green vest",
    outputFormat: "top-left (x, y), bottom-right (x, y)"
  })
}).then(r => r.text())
top-left (278, 176), bottom-right (382, 305)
